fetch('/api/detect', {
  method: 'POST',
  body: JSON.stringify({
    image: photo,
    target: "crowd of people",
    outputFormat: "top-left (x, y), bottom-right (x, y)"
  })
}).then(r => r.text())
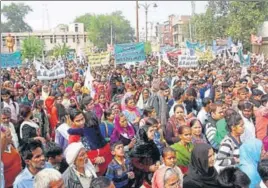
top-left (1, 54), bottom-right (268, 188)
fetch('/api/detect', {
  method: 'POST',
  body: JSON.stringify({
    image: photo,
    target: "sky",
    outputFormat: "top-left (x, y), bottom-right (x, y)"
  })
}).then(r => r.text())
top-left (1, 1), bottom-right (208, 31)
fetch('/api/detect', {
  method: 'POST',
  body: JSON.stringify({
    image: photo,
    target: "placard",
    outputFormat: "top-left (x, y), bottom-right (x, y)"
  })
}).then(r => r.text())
top-left (0, 51), bottom-right (22, 68)
top-left (178, 55), bottom-right (198, 68)
top-left (115, 42), bottom-right (145, 64)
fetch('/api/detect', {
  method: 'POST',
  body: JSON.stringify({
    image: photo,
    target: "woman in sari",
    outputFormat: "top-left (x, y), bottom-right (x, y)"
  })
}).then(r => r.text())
top-left (171, 126), bottom-right (193, 174)
top-left (166, 105), bottom-right (188, 145)
top-left (137, 88), bottom-right (151, 111)
top-left (183, 143), bottom-right (219, 188)
top-left (130, 123), bottom-right (161, 188)
top-left (189, 118), bottom-right (207, 145)
top-left (110, 114), bottom-right (136, 152)
top-left (152, 166), bottom-right (182, 188)
top-left (93, 93), bottom-right (109, 120)
top-left (122, 96), bottom-right (141, 131)
top-left (73, 82), bottom-right (82, 103)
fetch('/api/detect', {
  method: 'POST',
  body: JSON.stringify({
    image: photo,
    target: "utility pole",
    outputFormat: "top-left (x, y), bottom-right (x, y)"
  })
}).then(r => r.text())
top-left (136, 0), bottom-right (139, 42)
top-left (110, 21), bottom-right (113, 46)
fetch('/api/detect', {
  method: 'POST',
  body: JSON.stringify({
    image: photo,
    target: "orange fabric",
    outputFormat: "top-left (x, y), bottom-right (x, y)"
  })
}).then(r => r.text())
top-left (255, 106), bottom-right (268, 140)
top-left (2, 146), bottom-right (22, 187)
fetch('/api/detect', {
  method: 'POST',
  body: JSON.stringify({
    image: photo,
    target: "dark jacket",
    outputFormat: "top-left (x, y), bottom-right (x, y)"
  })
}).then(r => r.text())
top-left (62, 167), bottom-right (83, 188)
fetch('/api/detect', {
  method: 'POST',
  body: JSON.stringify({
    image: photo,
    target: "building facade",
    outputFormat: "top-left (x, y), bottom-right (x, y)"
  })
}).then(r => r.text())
top-left (1, 23), bottom-right (89, 54)
top-left (156, 15), bottom-right (191, 47)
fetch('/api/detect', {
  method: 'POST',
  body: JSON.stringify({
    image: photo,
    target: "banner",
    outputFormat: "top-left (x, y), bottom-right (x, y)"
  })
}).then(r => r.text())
top-left (151, 43), bottom-right (160, 53)
top-left (87, 52), bottom-right (110, 65)
top-left (0, 51), bottom-right (22, 68)
top-left (212, 37), bottom-right (233, 55)
top-left (178, 55), bottom-right (198, 68)
top-left (35, 60), bottom-right (66, 80)
top-left (115, 42), bottom-right (145, 64)
top-left (185, 41), bottom-right (206, 53)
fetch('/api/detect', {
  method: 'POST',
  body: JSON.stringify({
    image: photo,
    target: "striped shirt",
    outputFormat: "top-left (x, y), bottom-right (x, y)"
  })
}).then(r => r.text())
top-left (106, 158), bottom-right (133, 188)
top-left (216, 134), bottom-right (242, 166)
top-left (205, 117), bottom-right (219, 150)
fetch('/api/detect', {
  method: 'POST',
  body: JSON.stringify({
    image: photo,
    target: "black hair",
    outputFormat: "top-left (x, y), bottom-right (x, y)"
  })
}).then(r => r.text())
top-left (252, 89), bottom-right (264, 96)
top-left (69, 108), bottom-right (84, 122)
top-left (178, 125), bottom-right (190, 135)
top-left (258, 159), bottom-right (268, 182)
top-left (186, 88), bottom-right (197, 98)
top-left (125, 96), bottom-right (134, 105)
top-left (146, 118), bottom-right (158, 126)
top-left (173, 104), bottom-right (184, 113)
top-left (110, 141), bottom-right (124, 152)
top-left (143, 106), bottom-right (155, 117)
top-left (173, 87), bottom-right (184, 101)
top-left (20, 140), bottom-right (43, 161)
top-left (202, 97), bottom-right (212, 107)
top-left (45, 142), bottom-right (63, 159)
top-left (103, 109), bottom-right (113, 120)
top-left (162, 147), bottom-right (175, 157)
top-left (239, 78), bottom-right (248, 83)
top-left (55, 104), bottom-right (68, 124)
top-left (1, 88), bottom-right (10, 96)
top-left (225, 112), bottom-right (243, 132)
top-left (90, 176), bottom-right (112, 188)
top-left (189, 119), bottom-right (201, 128)
top-left (160, 84), bottom-right (169, 91)
top-left (217, 167), bottom-right (251, 188)
top-left (240, 101), bottom-right (253, 111)
top-left (261, 94), bottom-right (268, 106)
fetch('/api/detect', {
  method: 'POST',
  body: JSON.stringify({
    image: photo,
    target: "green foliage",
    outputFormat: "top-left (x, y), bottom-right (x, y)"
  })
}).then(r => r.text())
top-left (144, 42), bottom-right (152, 55)
top-left (51, 43), bottom-right (71, 58)
top-left (1, 2), bottom-right (32, 32)
top-left (192, 1), bottom-right (268, 49)
top-left (75, 11), bottom-right (135, 49)
top-left (21, 36), bottom-right (45, 61)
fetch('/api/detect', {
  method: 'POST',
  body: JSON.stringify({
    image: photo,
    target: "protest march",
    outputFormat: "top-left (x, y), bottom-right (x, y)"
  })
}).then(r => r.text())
top-left (1, 1), bottom-right (268, 188)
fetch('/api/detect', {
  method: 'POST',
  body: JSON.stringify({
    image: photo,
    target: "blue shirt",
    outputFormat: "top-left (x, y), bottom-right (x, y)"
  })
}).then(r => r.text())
top-left (13, 163), bottom-right (52, 188)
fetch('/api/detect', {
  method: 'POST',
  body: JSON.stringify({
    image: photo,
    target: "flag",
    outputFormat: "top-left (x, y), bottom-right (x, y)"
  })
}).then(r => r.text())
top-left (84, 64), bottom-right (95, 98)
top-left (238, 48), bottom-right (250, 67)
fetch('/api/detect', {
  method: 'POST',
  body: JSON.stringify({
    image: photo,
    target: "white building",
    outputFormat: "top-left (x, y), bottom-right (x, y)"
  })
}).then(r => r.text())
top-left (1, 23), bottom-right (89, 54)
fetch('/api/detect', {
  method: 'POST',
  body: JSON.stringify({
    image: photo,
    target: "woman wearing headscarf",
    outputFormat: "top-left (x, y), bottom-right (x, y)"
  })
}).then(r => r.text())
top-left (239, 138), bottom-right (263, 188)
top-left (41, 85), bottom-right (50, 100)
top-left (110, 113), bottom-right (136, 152)
top-left (63, 142), bottom-right (97, 188)
top-left (73, 82), bottom-right (82, 103)
top-left (93, 92), bottom-right (109, 120)
top-left (136, 88), bottom-right (151, 111)
top-left (152, 166), bottom-right (181, 188)
top-left (130, 123), bottom-right (161, 188)
top-left (183, 143), bottom-right (220, 188)
top-left (69, 96), bottom-right (80, 110)
top-left (122, 96), bottom-right (142, 130)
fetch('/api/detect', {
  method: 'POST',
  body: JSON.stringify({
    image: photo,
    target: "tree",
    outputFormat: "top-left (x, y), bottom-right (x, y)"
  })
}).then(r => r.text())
top-left (225, 1), bottom-right (268, 50)
top-left (74, 13), bottom-right (92, 31)
top-left (21, 36), bottom-right (45, 61)
top-left (192, 1), bottom-right (268, 50)
top-left (1, 3), bottom-right (33, 32)
top-left (75, 11), bottom-right (135, 48)
top-left (51, 43), bottom-right (71, 58)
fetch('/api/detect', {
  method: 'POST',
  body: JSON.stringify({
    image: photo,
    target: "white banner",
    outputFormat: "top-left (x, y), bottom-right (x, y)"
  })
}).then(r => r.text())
top-left (178, 55), bottom-right (198, 68)
top-left (35, 60), bottom-right (66, 80)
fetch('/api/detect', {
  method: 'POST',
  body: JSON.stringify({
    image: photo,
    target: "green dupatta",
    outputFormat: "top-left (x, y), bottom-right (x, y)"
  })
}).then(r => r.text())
top-left (171, 142), bottom-right (194, 166)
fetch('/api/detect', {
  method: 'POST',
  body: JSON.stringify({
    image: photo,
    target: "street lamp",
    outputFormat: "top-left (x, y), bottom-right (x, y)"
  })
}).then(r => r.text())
top-left (138, 2), bottom-right (157, 42)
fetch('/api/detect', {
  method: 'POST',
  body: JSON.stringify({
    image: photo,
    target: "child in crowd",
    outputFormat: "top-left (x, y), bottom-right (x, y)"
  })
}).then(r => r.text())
top-left (161, 147), bottom-right (184, 187)
top-left (106, 141), bottom-right (135, 188)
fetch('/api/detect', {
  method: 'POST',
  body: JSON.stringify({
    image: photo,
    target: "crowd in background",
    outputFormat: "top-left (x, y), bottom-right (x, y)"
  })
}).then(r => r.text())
top-left (1, 54), bottom-right (268, 188)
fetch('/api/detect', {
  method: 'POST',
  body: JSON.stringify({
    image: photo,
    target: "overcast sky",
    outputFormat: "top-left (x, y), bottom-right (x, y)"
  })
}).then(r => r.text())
top-left (1, 1), bottom-right (208, 31)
